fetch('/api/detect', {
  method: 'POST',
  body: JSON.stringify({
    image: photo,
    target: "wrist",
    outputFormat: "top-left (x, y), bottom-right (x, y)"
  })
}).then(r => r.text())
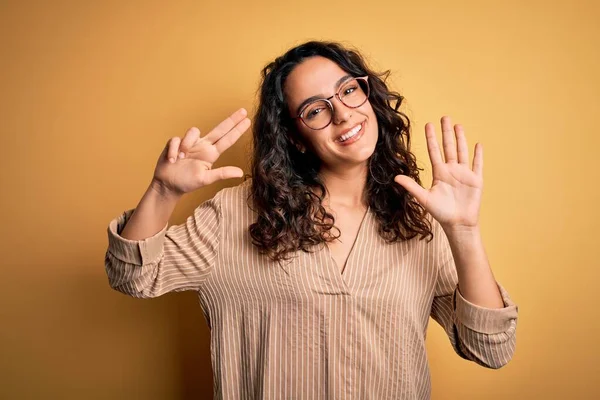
top-left (442, 223), bottom-right (481, 243)
top-left (149, 179), bottom-right (183, 203)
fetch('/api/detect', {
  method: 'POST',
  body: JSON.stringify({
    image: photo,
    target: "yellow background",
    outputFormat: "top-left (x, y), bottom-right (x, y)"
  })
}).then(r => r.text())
top-left (1, 0), bottom-right (598, 398)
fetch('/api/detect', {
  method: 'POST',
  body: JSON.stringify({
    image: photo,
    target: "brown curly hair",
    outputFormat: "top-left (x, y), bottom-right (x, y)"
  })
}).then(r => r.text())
top-left (248, 40), bottom-right (432, 262)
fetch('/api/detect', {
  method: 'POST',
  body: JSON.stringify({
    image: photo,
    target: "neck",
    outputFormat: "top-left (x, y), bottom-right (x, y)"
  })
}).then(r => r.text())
top-left (319, 162), bottom-right (368, 209)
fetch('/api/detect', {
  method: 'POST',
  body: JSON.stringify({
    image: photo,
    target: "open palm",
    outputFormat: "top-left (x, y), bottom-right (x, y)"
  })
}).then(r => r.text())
top-left (153, 108), bottom-right (251, 195)
top-left (395, 116), bottom-right (483, 230)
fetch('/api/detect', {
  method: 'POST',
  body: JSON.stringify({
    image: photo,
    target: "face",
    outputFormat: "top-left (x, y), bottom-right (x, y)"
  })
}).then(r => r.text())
top-left (284, 56), bottom-right (378, 170)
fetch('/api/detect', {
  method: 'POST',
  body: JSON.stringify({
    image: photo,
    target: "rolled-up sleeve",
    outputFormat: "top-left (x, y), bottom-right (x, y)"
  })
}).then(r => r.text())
top-left (104, 191), bottom-right (222, 298)
top-left (429, 220), bottom-right (519, 369)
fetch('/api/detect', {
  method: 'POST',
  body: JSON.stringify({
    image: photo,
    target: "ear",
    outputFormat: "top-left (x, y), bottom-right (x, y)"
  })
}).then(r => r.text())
top-left (289, 134), bottom-right (306, 153)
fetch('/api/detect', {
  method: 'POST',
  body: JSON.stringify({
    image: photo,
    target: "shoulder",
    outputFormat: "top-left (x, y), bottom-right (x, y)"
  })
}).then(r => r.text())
top-left (422, 212), bottom-right (452, 263)
top-left (213, 178), bottom-right (253, 216)
top-left (215, 178), bottom-right (251, 201)
top-left (418, 211), bottom-right (443, 238)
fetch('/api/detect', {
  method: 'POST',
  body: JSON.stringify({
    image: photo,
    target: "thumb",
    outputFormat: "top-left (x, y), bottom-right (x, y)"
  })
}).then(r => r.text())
top-left (201, 166), bottom-right (244, 186)
top-left (394, 175), bottom-right (428, 206)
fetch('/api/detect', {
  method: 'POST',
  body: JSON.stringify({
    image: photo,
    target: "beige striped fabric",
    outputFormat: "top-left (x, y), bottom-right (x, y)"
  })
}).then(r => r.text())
top-left (105, 180), bottom-right (518, 399)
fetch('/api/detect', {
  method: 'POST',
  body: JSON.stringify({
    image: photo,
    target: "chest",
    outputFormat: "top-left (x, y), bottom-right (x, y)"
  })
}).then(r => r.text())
top-left (326, 208), bottom-right (367, 274)
top-left (211, 209), bottom-right (437, 302)
top-left (205, 222), bottom-right (438, 330)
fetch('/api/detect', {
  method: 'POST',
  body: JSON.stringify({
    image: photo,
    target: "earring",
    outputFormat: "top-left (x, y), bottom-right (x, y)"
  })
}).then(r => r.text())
top-left (368, 159), bottom-right (387, 185)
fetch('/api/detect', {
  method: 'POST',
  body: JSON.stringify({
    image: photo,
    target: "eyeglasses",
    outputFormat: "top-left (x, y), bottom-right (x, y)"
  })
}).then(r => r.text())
top-left (294, 76), bottom-right (370, 130)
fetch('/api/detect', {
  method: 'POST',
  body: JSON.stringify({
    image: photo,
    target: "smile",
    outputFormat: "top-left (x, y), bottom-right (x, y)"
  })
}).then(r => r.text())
top-left (336, 121), bottom-right (365, 144)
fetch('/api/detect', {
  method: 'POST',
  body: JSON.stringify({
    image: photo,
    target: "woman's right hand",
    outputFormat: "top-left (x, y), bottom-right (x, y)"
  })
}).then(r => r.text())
top-left (151, 108), bottom-right (251, 197)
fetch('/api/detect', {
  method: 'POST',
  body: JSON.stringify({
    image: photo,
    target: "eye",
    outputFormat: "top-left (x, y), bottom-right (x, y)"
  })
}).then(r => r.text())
top-left (343, 85), bottom-right (358, 96)
top-left (306, 107), bottom-right (324, 119)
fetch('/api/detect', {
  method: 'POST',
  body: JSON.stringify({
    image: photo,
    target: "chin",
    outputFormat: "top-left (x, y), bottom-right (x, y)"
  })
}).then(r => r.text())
top-left (351, 125), bottom-right (378, 161)
top-left (338, 140), bottom-right (377, 167)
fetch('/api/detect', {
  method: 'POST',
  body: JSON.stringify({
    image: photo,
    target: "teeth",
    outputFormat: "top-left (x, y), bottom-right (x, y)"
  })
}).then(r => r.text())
top-left (338, 123), bottom-right (362, 142)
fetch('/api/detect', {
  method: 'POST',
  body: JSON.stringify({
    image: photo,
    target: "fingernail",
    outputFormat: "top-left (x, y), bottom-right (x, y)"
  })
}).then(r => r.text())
top-left (178, 152), bottom-right (185, 159)
top-left (169, 157), bottom-right (175, 163)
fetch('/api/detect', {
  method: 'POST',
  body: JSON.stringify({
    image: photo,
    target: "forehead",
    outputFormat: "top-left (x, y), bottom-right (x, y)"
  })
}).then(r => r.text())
top-left (284, 56), bottom-right (348, 106)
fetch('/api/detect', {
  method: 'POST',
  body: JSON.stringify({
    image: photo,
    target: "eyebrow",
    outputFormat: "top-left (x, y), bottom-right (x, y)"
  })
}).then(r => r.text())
top-left (295, 74), bottom-right (353, 116)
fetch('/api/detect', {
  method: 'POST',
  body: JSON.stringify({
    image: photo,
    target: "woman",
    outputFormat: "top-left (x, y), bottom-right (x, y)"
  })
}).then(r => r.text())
top-left (105, 41), bottom-right (518, 399)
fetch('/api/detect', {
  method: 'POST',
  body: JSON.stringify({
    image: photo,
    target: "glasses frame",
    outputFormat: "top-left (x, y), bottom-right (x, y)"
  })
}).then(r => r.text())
top-left (294, 76), bottom-right (370, 130)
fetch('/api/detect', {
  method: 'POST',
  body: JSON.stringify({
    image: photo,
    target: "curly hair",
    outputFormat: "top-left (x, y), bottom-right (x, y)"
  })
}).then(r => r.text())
top-left (248, 40), bottom-right (432, 262)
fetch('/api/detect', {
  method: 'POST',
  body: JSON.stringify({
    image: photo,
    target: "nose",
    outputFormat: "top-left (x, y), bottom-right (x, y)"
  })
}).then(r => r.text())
top-left (331, 97), bottom-right (352, 125)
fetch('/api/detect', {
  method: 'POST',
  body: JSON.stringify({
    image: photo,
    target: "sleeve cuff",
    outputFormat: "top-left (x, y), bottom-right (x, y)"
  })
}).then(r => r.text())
top-left (106, 209), bottom-right (168, 265)
top-left (454, 283), bottom-right (518, 334)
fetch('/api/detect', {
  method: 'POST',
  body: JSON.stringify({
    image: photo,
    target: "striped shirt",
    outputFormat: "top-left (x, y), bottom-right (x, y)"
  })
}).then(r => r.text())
top-left (105, 180), bottom-right (518, 399)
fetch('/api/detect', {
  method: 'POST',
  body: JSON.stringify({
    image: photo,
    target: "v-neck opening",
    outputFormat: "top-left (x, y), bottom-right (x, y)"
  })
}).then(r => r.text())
top-left (325, 206), bottom-right (370, 276)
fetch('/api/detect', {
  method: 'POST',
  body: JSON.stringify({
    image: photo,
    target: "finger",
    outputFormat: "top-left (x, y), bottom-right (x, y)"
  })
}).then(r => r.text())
top-left (425, 123), bottom-right (443, 168)
top-left (179, 127), bottom-right (201, 158)
top-left (394, 175), bottom-right (428, 207)
top-left (201, 166), bottom-right (244, 186)
top-left (455, 124), bottom-right (469, 165)
top-left (441, 116), bottom-right (457, 163)
top-left (472, 143), bottom-right (484, 176)
top-left (167, 137), bottom-right (181, 163)
top-left (214, 118), bottom-right (251, 154)
top-left (204, 108), bottom-right (248, 144)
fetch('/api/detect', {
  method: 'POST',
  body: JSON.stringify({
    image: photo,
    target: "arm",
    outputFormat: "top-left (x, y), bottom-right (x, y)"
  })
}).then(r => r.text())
top-left (395, 116), bottom-right (519, 368)
top-left (104, 108), bottom-right (250, 298)
top-left (445, 224), bottom-right (503, 309)
top-left (119, 180), bottom-right (182, 241)
top-left (430, 219), bottom-right (518, 369)
top-left (105, 186), bottom-right (222, 298)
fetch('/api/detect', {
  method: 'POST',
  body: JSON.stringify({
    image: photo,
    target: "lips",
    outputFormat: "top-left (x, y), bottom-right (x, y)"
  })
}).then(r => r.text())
top-left (335, 121), bottom-right (365, 143)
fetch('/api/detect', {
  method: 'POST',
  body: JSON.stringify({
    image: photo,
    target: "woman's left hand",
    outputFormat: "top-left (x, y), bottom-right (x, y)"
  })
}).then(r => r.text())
top-left (394, 116), bottom-right (483, 231)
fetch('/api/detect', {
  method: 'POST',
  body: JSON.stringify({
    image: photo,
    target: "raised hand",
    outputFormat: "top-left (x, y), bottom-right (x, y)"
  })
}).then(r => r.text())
top-left (152, 108), bottom-right (251, 196)
top-left (394, 116), bottom-right (483, 230)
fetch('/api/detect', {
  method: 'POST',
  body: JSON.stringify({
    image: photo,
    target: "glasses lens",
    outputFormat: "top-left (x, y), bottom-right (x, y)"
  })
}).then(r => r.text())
top-left (302, 100), bottom-right (332, 130)
top-left (339, 78), bottom-right (368, 108)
